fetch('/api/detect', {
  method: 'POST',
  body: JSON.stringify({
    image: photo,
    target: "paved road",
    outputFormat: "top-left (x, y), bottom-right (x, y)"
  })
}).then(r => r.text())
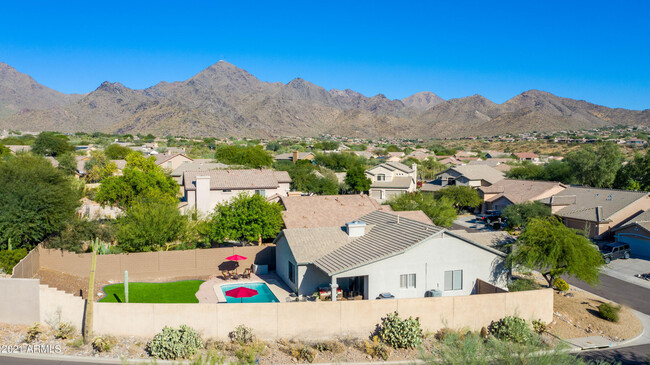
top-left (580, 344), bottom-right (650, 365)
top-left (565, 273), bottom-right (650, 315)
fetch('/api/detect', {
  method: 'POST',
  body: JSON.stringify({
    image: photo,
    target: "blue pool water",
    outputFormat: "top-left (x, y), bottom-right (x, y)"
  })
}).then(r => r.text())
top-left (221, 282), bottom-right (280, 303)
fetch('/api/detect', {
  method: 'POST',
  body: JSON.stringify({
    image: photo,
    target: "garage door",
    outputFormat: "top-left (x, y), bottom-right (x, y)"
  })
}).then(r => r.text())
top-left (617, 234), bottom-right (650, 259)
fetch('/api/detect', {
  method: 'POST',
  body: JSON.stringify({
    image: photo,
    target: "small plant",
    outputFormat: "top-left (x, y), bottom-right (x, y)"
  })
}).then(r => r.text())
top-left (363, 335), bottom-right (390, 361)
top-left (598, 302), bottom-right (621, 322)
top-left (313, 340), bottom-right (345, 353)
top-left (488, 316), bottom-right (535, 344)
top-left (532, 319), bottom-right (547, 334)
top-left (229, 325), bottom-right (255, 345)
top-left (189, 350), bottom-right (226, 365)
top-left (54, 322), bottom-right (76, 339)
top-left (67, 338), bottom-right (84, 349)
top-left (147, 325), bottom-right (204, 360)
top-left (507, 277), bottom-right (540, 292)
top-left (26, 323), bottom-right (43, 343)
top-left (434, 327), bottom-right (469, 342)
top-left (290, 345), bottom-right (316, 363)
top-left (92, 335), bottom-right (116, 352)
top-left (234, 341), bottom-right (265, 365)
top-left (376, 311), bottom-right (423, 349)
top-left (480, 327), bottom-right (489, 339)
top-left (553, 278), bottom-right (570, 292)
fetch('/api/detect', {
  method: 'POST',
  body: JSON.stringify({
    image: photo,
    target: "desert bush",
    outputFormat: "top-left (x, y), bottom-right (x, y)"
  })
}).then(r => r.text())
top-left (363, 335), bottom-right (390, 361)
top-left (147, 325), bottom-right (204, 360)
top-left (553, 278), bottom-right (570, 292)
top-left (0, 248), bottom-right (28, 274)
top-left (234, 341), bottom-right (265, 365)
top-left (229, 325), bottom-right (255, 345)
top-left (25, 323), bottom-right (43, 343)
top-left (507, 277), bottom-right (540, 292)
top-left (376, 311), bottom-right (423, 349)
top-left (290, 344), bottom-right (316, 363)
top-left (92, 335), bottom-right (116, 352)
top-left (67, 338), bottom-right (83, 348)
top-left (532, 319), bottom-right (547, 334)
top-left (313, 340), bottom-right (345, 353)
top-left (488, 316), bottom-right (535, 344)
top-left (188, 350), bottom-right (226, 365)
top-left (54, 322), bottom-right (76, 339)
top-left (434, 328), bottom-right (469, 342)
top-left (598, 302), bottom-right (621, 322)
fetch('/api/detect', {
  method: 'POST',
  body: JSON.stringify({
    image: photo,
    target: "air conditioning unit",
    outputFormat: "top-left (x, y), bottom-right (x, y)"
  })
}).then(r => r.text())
top-left (425, 289), bottom-right (442, 297)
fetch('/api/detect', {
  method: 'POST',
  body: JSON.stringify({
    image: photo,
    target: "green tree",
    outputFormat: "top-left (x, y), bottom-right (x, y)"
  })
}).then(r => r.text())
top-left (95, 152), bottom-right (178, 208)
top-left (0, 144), bottom-right (10, 158)
top-left (214, 144), bottom-right (273, 168)
top-left (265, 141), bottom-right (281, 152)
top-left (0, 154), bottom-right (82, 249)
top-left (275, 160), bottom-right (339, 195)
top-left (56, 152), bottom-right (78, 175)
top-left (540, 160), bottom-right (574, 184)
top-left (502, 201), bottom-right (551, 228)
top-left (507, 217), bottom-right (603, 287)
top-left (505, 161), bottom-right (544, 180)
top-left (116, 197), bottom-right (187, 252)
top-left (387, 192), bottom-right (457, 227)
top-left (435, 186), bottom-right (482, 212)
top-left (84, 150), bottom-right (117, 183)
top-left (614, 150), bottom-right (650, 191)
top-left (207, 193), bottom-right (284, 244)
top-left (344, 165), bottom-right (371, 193)
top-left (565, 142), bottom-right (622, 188)
top-left (32, 132), bottom-right (74, 156)
top-left (104, 143), bottom-right (132, 160)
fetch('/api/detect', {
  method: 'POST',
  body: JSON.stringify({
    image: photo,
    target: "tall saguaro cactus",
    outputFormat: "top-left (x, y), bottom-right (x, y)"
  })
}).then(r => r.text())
top-left (83, 238), bottom-right (100, 344)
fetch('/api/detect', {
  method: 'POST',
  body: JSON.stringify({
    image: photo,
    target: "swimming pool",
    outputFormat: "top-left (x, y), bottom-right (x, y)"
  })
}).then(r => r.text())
top-left (221, 282), bottom-right (280, 303)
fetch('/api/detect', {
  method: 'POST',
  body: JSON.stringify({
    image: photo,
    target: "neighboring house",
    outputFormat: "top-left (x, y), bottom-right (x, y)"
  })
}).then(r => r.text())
top-left (77, 198), bottom-right (122, 220)
top-left (429, 165), bottom-right (505, 190)
top-left (468, 159), bottom-right (513, 173)
top-left (274, 210), bottom-right (507, 299)
top-left (513, 152), bottom-right (539, 162)
top-left (155, 153), bottom-right (193, 171)
top-left (540, 187), bottom-right (650, 239)
top-left (279, 194), bottom-right (432, 229)
top-left (436, 156), bottom-right (463, 166)
top-left (170, 159), bottom-right (230, 185)
top-left (365, 162), bottom-right (417, 203)
top-left (352, 151), bottom-right (377, 159)
top-left (448, 230), bottom-right (515, 248)
top-left (183, 169), bottom-right (291, 215)
top-left (483, 151), bottom-right (510, 158)
top-left (110, 159), bottom-right (127, 175)
top-left (611, 210), bottom-right (650, 258)
top-left (626, 139), bottom-right (648, 147)
top-left (407, 150), bottom-right (436, 161)
top-left (274, 151), bottom-right (315, 163)
top-left (479, 179), bottom-right (567, 213)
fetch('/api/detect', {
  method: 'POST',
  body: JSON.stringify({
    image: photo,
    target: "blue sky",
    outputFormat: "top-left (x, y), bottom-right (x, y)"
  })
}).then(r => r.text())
top-left (1, 1), bottom-right (649, 109)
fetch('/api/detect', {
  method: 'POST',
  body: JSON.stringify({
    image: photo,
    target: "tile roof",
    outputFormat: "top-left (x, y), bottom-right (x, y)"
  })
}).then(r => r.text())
top-left (155, 153), bottom-right (193, 165)
top-left (367, 161), bottom-right (414, 175)
top-left (442, 165), bottom-right (505, 184)
top-left (171, 160), bottom-right (230, 177)
top-left (183, 169), bottom-right (291, 191)
top-left (370, 176), bottom-right (414, 189)
top-left (447, 230), bottom-right (515, 247)
top-left (514, 152), bottom-right (538, 159)
top-left (313, 210), bottom-right (443, 275)
top-left (280, 226), bottom-right (355, 264)
top-left (274, 152), bottom-right (314, 160)
top-left (479, 179), bottom-right (566, 204)
top-left (539, 187), bottom-right (649, 222)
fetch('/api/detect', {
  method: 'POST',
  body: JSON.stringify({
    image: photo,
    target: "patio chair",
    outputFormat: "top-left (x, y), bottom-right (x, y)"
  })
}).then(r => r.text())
top-left (221, 271), bottom-right (231, 280)
top-left (230, 270), bottom-right (241, 280)
top-left (241, 268), bottom-right (251, 279)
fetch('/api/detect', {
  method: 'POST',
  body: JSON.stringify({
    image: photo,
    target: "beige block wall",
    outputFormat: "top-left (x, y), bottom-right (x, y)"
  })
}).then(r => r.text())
top-left (11, 247), bottom-right (40, 279)
top-left (39, 285), bottom-right (85, 330)
top-left (0, 278), bottom-right (40, 325)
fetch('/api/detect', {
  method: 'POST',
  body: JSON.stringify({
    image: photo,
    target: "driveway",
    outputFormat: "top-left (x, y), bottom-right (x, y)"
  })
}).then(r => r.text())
top-left (601, 258), bottom-right (650, 290)
top-left (565, 273), bottom-right (650, 315)
top-left (452, 215), bottom-right (495, 232)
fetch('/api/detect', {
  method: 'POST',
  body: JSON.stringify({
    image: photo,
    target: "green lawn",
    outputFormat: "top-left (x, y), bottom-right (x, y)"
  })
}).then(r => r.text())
top-left (99, 280), bottom-right (204, 303)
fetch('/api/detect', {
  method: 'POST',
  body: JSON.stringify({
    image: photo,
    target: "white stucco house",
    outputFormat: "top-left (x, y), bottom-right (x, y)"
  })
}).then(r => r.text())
top-left (182, 169), bottom-right (291, 215)
top-left (274, 210), bottom-right (508, 300)
top-left (365, 162), bottom-right (417, 203)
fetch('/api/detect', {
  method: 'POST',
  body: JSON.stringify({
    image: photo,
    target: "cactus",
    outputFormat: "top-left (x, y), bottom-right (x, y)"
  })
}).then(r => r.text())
top-left (7, 238), bottom-right (12, 251)
top-left (83, 238), bottom-right (100, 344)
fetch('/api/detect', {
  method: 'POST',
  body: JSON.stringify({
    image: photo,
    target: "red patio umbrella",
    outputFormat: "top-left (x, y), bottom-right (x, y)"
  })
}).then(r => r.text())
top-left (225, 286), bottom-right (258, 303)
top-left (225, 255), bottom-right (248, 273)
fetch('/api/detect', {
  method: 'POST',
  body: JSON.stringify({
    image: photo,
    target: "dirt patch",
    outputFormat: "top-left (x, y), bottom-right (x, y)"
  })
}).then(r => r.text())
top-left (548, 289), bottom-right (642, 341)
top-left (35, 268), bottom-right (110, 301)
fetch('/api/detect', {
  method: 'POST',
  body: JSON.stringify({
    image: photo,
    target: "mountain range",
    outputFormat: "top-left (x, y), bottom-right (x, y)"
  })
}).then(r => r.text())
top-left (1, 61), bottom-right (648, 138)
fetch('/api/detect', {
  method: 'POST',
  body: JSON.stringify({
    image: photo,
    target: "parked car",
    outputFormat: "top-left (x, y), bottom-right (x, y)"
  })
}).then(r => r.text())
top-left (600, 243), bottom-right (631, 264)
top-left (635, 273), bottom-right (650, 281)
top-left (479, 210), bottom-right (502, 224)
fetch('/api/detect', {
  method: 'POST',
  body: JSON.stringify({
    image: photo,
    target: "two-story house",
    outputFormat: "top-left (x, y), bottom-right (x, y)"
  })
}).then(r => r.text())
top-left (365, 162), bottom-right (417, 202)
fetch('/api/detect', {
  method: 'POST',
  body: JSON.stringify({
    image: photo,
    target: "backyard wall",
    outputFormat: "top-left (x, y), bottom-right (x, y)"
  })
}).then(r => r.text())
top-left (11, 246), bottom-right (40, 279)
top-left (0, 278), bottom-right (553, 340)
top-left (26, 245), bottom-right (275, 282)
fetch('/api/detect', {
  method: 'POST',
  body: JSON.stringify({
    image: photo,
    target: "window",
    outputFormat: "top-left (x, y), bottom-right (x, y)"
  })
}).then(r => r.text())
top-left (444, 270), bottom-right (463, 291)
top-left (223, 189), bottom-right (232, 193)
top-left (377, 174), bottom-right (386, 181)
top-left (447, 177), bottom-right (455, 186)
top-left (255, 189), bottom-right (266, 197)
top-left (400, 274), bottom-right (416, 289)
top-left (288, 261), bottom-right (296, 284)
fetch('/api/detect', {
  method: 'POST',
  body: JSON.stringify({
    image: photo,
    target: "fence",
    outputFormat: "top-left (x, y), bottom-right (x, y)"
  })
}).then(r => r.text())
top-left (14, 245), bottom-right (275, 282)
top-left (0, 278), bottom-right (553, 340)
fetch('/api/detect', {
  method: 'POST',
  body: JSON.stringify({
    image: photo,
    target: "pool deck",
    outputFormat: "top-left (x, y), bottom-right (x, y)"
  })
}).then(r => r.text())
top-left (195, 272), bottom-right (292, 303)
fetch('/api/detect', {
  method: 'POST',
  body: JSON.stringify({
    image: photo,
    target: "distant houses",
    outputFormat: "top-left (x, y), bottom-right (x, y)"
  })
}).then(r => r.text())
top-left (365, 162), bottom-right (417, 202)
top-left (422, 165), bottom-right (505, 192)
top-left (478, 179), bottom-right (566, 213)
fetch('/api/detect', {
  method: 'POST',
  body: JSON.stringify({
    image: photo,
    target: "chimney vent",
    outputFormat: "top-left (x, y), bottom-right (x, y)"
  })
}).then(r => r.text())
top-left (345, 221), bottom-right (367, 237)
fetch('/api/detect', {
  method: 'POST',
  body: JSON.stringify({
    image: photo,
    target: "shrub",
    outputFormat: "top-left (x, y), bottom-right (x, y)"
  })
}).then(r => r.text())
top-left (488, 316), bottom-right (535, 344)
top-left (376, 311), bottom-right (423, 349)
top-left (507, 277), bottom-right (540, 292)
top-left (147, 325), bottom-right (204, 360)
top-left (67, 338), bottom-right (84, 349)
top-left (229, 325), bottom-right (255, 345)
top-left (290, 345), bottom-right (316, 363)
top-left (532, 320), bottom-right (547, 334)
top-left (598, 303), bottom-right (621, 322)
top-left (553, 278), bottom-right (570, 292)
top-left (25, 323), bottom-right (42, 343)
top-left (54, 322), bottom-right (76, 340)
top-left (0, 248), bottom-right (28, 274)
top-left (92, 336), bottom-right (116, 352)
top-left (434, 328), bottom-right (469, 342)
top-left (363, 335), bottom-right (390, 361)
top-left (313, 340), bottom-right (345, 353)
top-left (234, 342), bottom-right (265, 365)
top-left (189, 350), bottom-right (226, 365)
